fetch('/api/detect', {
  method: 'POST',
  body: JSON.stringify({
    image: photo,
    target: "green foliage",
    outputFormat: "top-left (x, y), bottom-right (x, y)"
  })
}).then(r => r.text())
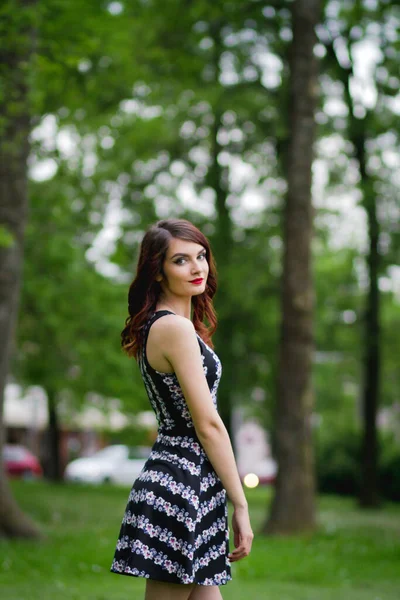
top-left (32, 0), bottom-right (137, 119)
top-left (0, 224), bottom-right (15, 248)
top-left (315, 418), bottom-right (361, 496)
top-left (381, 291), bottom-right (400, 407)
top-left (2, 0), bottom-right (400, 506)
top-left (380, 433), bottom-right (400, 502)
top-left (109, 424), bottom-right (156, 447)
top-left (315, 419), bottom-right (400, 501)
top-left (15, 174), bottom-right (147, 412)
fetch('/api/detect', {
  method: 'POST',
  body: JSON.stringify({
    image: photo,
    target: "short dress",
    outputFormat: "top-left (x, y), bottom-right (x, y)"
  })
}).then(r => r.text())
top-left (110, 310), bottom-right (232, 586)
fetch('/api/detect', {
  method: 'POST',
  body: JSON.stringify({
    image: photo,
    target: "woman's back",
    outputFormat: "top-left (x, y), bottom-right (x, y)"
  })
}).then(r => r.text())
top-left (138, 310), bottom-right (222, 434)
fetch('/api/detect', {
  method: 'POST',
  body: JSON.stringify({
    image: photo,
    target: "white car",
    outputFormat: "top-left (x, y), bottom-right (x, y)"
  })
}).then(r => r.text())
top-left (64, 444), bottom-right (150, 485)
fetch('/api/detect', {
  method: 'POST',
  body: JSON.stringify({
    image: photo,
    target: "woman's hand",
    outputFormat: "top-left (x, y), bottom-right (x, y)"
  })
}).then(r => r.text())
top-left (228, 505), bottom-right (254, 563)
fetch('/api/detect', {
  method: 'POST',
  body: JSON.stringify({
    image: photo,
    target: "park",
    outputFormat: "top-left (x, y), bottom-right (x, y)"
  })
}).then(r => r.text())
top-left (1, 1), bottom-right (399, 599)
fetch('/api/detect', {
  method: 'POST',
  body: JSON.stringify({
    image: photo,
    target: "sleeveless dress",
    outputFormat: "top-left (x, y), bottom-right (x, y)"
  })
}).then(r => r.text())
top-left (110, 310), bottom-right (232, 586)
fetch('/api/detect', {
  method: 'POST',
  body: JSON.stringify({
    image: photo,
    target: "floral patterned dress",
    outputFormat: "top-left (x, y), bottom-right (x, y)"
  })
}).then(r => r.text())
top-left (110, 310), bottom-right (232, 586)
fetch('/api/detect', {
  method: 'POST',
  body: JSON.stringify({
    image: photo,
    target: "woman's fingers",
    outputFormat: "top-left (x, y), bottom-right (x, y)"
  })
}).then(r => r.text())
top-left (228, 547), bottom-right (249, 562)
top-left (228, 534), bottom-right (253, 562)
top-left (229, 507), bottom-right (254, 562)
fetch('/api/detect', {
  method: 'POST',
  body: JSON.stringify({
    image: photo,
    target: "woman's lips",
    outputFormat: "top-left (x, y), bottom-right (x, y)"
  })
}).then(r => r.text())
top-left (189, 278), bottom-right (204, 284)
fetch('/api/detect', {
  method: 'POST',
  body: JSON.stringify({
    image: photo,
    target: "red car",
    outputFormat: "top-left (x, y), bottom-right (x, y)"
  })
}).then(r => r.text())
top-left (2, 444), bottom-right (43, 479)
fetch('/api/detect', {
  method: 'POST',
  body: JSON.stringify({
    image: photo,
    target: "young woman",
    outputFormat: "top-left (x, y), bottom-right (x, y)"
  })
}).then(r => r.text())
top-left (110, 218), bottom-right (253, 600)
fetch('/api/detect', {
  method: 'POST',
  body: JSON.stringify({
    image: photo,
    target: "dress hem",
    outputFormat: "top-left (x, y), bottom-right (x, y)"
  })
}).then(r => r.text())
top-left (110, 567), bottom-right (232, 586)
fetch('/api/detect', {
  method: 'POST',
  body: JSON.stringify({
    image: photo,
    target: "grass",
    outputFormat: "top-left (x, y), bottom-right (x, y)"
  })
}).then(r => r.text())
top-left (1, 481), bottom-right (400, 600)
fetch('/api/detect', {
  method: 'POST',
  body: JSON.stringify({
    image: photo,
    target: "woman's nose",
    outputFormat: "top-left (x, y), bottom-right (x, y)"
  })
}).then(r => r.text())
top-left (191, 262), bottom-right (201, 274)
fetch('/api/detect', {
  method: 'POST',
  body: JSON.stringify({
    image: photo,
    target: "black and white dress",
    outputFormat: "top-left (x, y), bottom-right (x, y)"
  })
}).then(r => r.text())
top-left (110, 310), bottom-right (232, 586)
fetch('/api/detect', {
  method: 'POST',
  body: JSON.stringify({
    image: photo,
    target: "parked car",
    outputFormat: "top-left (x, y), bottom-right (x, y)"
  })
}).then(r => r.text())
top-left (3, 444), bottom-right (43, 479)
top-left (64, 444), bottom-right (150, 485)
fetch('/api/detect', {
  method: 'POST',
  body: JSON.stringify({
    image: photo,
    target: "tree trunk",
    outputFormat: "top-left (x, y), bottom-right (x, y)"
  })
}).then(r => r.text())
top-left (359, 191), bottom-right (380, 507)
top-left (0, 0), bottom-right (41, 538)
top-left (357, 150), bottom-right (381, 508)
top-left (46, 391), bottom-right (62, 481)
top-left (264, 0), bottom-right (319, 534)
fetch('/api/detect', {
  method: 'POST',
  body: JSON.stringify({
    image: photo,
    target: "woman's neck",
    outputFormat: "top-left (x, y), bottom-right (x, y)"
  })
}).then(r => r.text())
top-left (155, 298), bottom-right (192, 320)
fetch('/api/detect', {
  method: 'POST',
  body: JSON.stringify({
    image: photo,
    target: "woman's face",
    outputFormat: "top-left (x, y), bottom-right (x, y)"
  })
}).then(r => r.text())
top-left (158, 238), bottom-right (209, 298)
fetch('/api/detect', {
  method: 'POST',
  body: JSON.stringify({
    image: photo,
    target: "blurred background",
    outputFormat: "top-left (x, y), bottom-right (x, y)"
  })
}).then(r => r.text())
top-left (0, 1), bottom-right (399, 599)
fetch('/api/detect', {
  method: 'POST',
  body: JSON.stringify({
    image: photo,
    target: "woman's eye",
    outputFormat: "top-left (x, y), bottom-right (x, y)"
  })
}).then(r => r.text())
top-left (174, 254), bottom-right (206, 265)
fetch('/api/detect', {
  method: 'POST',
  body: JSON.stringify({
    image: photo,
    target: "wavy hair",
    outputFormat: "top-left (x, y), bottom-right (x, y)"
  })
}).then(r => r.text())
top-left (121, 219), bottom-right (218, 358)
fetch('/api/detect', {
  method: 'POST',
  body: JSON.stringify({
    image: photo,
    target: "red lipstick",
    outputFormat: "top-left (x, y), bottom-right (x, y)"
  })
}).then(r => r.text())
top-left (189, 278), bottom-right (204, 285)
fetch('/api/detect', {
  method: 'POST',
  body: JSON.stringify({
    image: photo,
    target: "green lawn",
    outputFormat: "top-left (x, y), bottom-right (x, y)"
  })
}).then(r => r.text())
top-left (1, 481), bottom-right (399, 600)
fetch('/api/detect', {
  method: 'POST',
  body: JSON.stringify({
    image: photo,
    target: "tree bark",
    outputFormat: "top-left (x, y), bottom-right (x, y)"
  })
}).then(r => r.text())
top-left (46, 391), bottom-right (62, 481)
top-left (359, 186), bottom-right (380, 507)
top-left (264, 0), bottom-right (319, 534)
top-left (0, 0), bottom-right (42, 538)
top-left (345, 88), bottom-right (381, 510)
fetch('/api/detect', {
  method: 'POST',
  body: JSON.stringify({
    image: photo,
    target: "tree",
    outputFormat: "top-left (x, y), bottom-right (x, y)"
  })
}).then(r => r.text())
top-left (321, 0), bottom-right (400, 507)
top-left (103, 0), bottom-right (285, 439)
top-left (0, 0), bottom-right (42, 537)
top-left (0, 0), bottom-right (141, 532)
top-left (265, 0), bottom-right (320, 534)
top-left (15, 175), bottom-right (147, 480)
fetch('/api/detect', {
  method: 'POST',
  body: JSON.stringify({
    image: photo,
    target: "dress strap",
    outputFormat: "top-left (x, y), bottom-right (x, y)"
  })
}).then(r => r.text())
top-left (150, 309), bottom-right (176, 323)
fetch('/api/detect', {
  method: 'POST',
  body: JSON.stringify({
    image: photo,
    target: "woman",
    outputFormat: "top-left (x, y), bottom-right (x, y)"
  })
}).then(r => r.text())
top-left (110, 218), bottom-right (253, 600)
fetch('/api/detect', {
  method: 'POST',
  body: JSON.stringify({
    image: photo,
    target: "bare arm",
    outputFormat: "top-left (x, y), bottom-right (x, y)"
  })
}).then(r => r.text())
top-left (156, 315), bottom-right (254, 561)
top-left (157, 315), bottom-right (247, 509)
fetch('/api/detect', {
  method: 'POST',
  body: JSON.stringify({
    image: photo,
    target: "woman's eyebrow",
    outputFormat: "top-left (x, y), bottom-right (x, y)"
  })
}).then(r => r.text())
top-left (170, 248), bottom-right (206, 259)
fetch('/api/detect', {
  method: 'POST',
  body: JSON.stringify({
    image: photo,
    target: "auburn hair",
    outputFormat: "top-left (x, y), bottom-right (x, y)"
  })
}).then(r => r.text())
top-left (121, 218), bottom-right (218, 359)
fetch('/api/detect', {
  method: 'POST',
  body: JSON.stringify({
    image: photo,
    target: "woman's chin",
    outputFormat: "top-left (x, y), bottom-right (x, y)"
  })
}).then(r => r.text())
top-left (193, 286), bottom-right (206, 296)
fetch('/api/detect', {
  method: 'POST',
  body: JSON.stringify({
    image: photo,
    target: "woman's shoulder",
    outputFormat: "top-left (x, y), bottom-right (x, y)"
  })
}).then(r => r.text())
top-left (147, 313), bottom-right (200, 364)
top-left (151, 312), bottom-right (195, 339)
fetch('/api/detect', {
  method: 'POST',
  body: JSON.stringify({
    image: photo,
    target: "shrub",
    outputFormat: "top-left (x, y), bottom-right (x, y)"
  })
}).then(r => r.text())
top-left (315, 420), bottom-right (361, 496)
top-left (314, 421), bottom-right (400, 501)
top-left (380, 433), bottom-right (400, 502)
